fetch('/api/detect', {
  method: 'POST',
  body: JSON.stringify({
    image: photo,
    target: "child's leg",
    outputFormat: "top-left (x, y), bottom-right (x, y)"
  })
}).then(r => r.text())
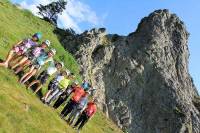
top-left (21, 69), bottom-right (37, 84)
top-left (71, 111), bottom-right (81, 125)
top-left (43, 90), bottom-right (52, 100)
top-left (9, 54), bottom-right (21, 67)
top-left (12, 56), bottom-right (28, 69)
top-left (20, 66), bottom-right (34, 83)
top-left (15, 60), bottom-right (31, 74)
top-left (45, 89), bottom-right (59, 104)
top-left (34, 84), bottom-right (43, 94)
top-left (0, 50), bottom-right (15, 67)
top-left (27, 80), bottom-right (40, 89)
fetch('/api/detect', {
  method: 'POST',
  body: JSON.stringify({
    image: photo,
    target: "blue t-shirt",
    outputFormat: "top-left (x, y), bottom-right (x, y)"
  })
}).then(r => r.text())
top-left (78, 97), bottom-right (88, 109)
top-left (36, 53), bottom-right (53, 66)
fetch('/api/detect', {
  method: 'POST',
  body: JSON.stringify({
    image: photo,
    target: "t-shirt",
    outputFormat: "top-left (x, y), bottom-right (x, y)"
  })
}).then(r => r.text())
top-left (23, 38), bottom-right (37, 48)
top-left (58, 78), bottom-right (70, 89)
top-left (78, 96), bottom-right (88, 109)
top-left (54, 74), bottom-right (64, 82)
top-left (22, 39), bottom-right (38, 52)
top-left (85, 102), bottom-right (97, 117)
top-left (36, 53), bottom-right (53, 66)
top-left (15, 39), bottom-right (38, 54)
top-left (32, 47), bottom-right (45, 58)
top-left (47, 62), bottom-right (57, 75)
top-left (71, 86), bottom-right (85, 103)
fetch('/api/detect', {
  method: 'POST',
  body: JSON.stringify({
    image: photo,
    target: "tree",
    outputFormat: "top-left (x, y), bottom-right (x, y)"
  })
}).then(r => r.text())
top-left (37, 0), bottom-right (67, 25)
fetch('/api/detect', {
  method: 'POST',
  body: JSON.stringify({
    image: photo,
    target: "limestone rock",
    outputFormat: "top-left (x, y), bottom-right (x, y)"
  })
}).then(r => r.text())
top-left (61, 9), bottom-right (200, 133)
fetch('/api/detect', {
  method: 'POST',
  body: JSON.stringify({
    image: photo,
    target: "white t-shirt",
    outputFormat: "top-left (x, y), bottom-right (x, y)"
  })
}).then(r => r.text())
top-left (55, 75), bottom-right (64, 82)
top-left (47, 62), bottom-right (58, 75)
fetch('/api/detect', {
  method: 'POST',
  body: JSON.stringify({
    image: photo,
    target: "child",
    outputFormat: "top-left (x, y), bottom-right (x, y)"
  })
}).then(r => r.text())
top-left (27, 61), bottom-right (64, 93)
top-left (0, 33), bottom-right (42, 68)
top-left (45, 72), bottom-right (74, 105)
top-left (41, 70), bottom-right (69, 102)
top-left (20, 49), bottom-right (56, 84)
top-left (12, 40), bottom-right (50, 74)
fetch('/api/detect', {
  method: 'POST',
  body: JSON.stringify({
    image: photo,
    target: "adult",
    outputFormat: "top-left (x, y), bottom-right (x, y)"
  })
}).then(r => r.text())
top-left (60, 84), bottom-right (85, 119)
top-left (73, 99), bottom-right (97, 132)
top-left (67, 91), bottom-right (90, 125)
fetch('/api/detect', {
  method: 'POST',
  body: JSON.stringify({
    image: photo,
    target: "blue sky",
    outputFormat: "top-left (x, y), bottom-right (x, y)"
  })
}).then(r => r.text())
top-left (12, 0), bottom-right (200, 93)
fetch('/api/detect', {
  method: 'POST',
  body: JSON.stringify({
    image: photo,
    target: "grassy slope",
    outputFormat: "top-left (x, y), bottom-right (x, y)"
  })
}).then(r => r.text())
top-left (0, 0), bottom-right (123, 133)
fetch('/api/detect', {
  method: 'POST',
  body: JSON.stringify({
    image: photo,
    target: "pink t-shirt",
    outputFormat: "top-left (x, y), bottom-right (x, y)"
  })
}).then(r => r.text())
top-left (14, 39), bottom-right (38, 54)
top-left (32, 47), bottom-right (44, 57)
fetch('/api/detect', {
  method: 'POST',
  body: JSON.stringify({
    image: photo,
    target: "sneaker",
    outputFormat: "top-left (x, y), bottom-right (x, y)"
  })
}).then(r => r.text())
top-left (60, 114), bottom-right (64, 119)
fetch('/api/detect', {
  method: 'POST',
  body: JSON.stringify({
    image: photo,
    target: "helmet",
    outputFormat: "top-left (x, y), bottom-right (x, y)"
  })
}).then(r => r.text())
top-left (59, 62), bottom-right (64, 68)
top-left (65, 69), bottom-right (71, 76)
top-left (56, 61), bottom-right (64, 68)
top-left (44, 40), bottom-right (51, 47)
top-left (82, 82), bottom-right (89, 90)
top-left (50, 48), bottom-right (56, 55)
top-left (33, 32), bottom-right (42, 40)
top-left (73, 80), bottom-right (79, 85)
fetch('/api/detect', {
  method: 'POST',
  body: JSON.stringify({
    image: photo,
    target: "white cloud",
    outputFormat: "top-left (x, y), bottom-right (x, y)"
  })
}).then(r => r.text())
top-left (18, 0), bottom-right (105, 33)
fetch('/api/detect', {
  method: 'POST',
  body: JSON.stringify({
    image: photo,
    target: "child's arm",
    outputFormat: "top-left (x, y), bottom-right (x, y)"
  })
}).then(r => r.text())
top-left (13, 41), bottom-right (23, 47)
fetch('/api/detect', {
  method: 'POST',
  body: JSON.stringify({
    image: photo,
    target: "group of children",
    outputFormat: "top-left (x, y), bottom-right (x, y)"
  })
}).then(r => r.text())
top-left (0, 33), bottom-right (97, 132)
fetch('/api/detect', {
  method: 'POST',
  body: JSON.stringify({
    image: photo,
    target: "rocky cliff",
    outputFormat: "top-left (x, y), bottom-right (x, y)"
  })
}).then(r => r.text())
top-left (58, 9), bottom-right (200, 133)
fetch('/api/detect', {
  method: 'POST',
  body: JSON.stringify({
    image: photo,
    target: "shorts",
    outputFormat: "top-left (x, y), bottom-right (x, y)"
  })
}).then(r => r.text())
top-left (25, 52), bottom-right (36, 61)
top-left (37, 71), bottom-right (49, 84)
top-left (32, 62), bottom-right (41, 69)
top-left (48, 81), bottom-right (58, 91)
top-left (13, 46), bottom-right (24, 55)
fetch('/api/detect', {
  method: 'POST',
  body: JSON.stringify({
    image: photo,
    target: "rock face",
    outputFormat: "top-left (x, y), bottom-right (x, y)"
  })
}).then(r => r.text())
top-left (61, 9), bottom-right (200, 133)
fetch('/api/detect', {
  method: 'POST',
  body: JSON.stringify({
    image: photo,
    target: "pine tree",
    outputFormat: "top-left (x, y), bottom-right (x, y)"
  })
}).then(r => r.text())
top-left (37, 0), bottom-right (67, 25)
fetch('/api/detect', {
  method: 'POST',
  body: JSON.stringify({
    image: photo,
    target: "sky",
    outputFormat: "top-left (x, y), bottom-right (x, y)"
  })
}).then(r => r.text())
top-left (11, 0), bottom-right (200, 93)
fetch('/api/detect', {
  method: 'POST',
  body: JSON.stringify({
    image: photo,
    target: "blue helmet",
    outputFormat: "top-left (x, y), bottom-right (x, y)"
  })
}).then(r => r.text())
top-left (33, 32), bottom-right (42, 40)
top-left (82, 82), bottom-right (89, 90)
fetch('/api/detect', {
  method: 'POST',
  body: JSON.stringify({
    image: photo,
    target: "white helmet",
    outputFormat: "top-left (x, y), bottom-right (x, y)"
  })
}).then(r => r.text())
top-left (73, 80), bottom-right (79, 85)
top-left (60, 62), bottom-right (64, 68)
top-left (44, 40), bottom-right (51, 47)
top-left (65, 69), bottom-right (71, 76)
top-left (50, 48), bottom-right (56, 55)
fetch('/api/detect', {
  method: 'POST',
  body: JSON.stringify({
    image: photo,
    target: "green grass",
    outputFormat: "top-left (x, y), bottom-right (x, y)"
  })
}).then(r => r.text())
top-left (0, 0), bottom-right (123, 133)
top-left (0, 68), bottom-right (122, 133)
top-left (0, 0), bottom-right (80, 80)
